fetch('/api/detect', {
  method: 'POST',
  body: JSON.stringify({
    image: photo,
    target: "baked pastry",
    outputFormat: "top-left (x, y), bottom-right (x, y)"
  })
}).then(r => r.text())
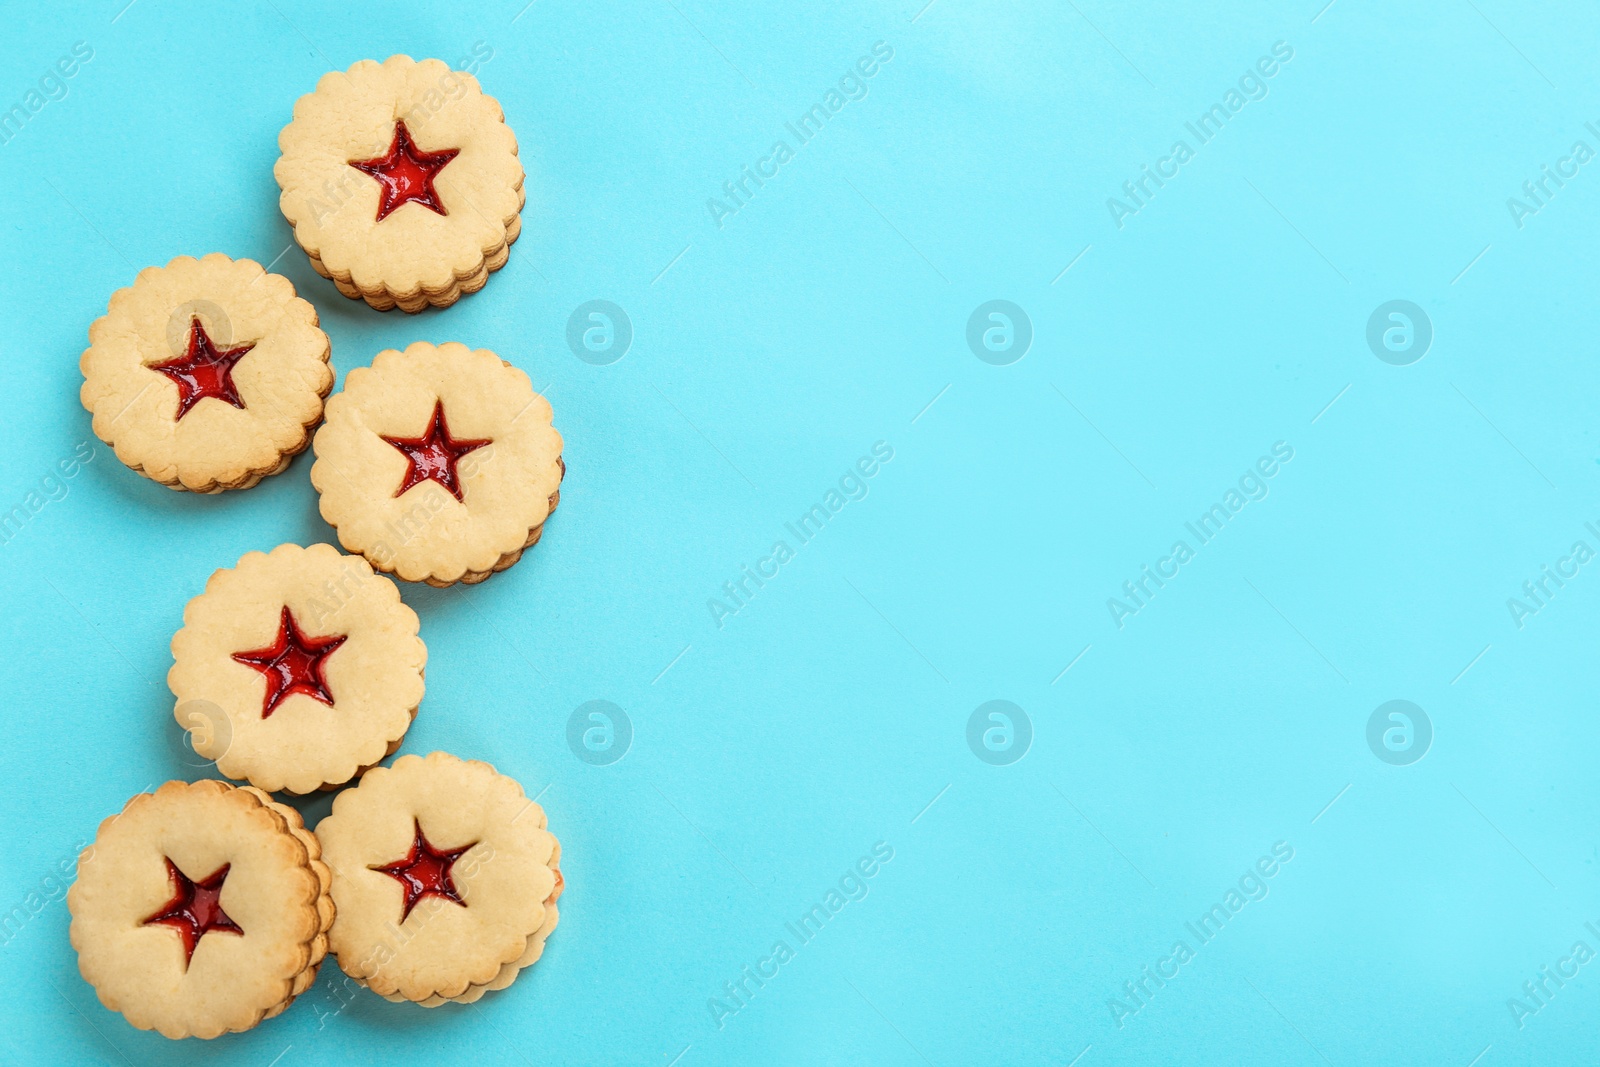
top-left (274, 55), bottom-right (524, 312)
top-left (67, 780), bottom-right (333, 1039)
top-left (311, 342), bottom-right (563, 586)
top-left (316, 752), bottom-right (561, 1005)
top-left (79, 253), bottom-right (333, 492)
top-left (168, 543), bottom-right (426, 793)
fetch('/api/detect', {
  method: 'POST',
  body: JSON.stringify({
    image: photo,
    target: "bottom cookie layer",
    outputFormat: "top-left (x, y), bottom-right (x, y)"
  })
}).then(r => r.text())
top-left (361, 899), bottom-right (560, 1006)
top-left (127, 411), bottom-right (315, 493)
top-left (310, 208), bottom-right (521, 314)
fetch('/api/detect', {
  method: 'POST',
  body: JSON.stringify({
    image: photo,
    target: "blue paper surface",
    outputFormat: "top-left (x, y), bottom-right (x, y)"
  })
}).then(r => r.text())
top-left (2, 1), bottom-right (1598, 1063)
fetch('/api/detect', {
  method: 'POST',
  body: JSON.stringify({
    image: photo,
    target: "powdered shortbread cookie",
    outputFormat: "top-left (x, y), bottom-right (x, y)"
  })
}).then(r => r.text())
top-left (275, 55), bottom-right (524, 313)
top-left (67, 780), bottom-right (332, 1039)
top-left (310, 342), bottom-right (563, 586)
top-left (80, 254), bottom-right (333, 492)
top-left (169, 543), bottom-right (426, 794)
top-left (316, 752), bottom-right (561, 1005)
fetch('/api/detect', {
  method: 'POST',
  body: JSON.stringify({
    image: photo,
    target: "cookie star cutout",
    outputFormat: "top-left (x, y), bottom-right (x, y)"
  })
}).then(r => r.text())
top-left (142, 859), bottom-right (243, 970)
top-left (231, 606), bottom-right (348, 719)
top-left (149, 317), bottom-right (255, 420)
top-left (370, 819), bottom-right (475, 922)
top-left (380, 400), bottom-right (490, 502)
top-left (349, 120), bottom-right (460, 222)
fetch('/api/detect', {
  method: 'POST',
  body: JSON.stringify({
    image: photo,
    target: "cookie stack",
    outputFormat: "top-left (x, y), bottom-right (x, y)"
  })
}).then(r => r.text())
top-left (66, 57), bottom-right (569, 1040)
top-left (69, 781), bottom-right (332, 1039)
top-left (317, 753), bottom-right (563, 1007)
top-left (275, 56), bottom-right (524, 313)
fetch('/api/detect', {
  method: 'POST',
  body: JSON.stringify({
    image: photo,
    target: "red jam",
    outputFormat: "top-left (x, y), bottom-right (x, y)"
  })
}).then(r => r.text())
top-left (231, 606), bottom-right (348, 719)
top-left (370, 820), bottom-right (476, 922)
top-left (380, 400), bottom-right (490, 503)
top-left (142, 859), bottom-right (242, 969)
top-left (150, 317), bottom-right (254, 420)
top-left (348, 121), bottom-right (460, 221)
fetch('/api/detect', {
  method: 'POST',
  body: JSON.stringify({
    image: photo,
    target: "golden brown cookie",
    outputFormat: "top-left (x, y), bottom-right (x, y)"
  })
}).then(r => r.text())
top-left (315, 752), bottom-right (562, 1005)
top-left (274, 55), bottom-right (524, 313)
top-left (310, 342), bottom-right (563, 586)
top-left (79, 254), bottom-right (334, 492)
top-left (67, 780), bottom-right (333, 1039)
top-left (168, 543), bottom-right (426, 794)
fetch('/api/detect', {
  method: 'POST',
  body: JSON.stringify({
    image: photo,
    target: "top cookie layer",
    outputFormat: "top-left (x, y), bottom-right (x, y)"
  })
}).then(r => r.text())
top-left (310, 342), bottom-right (563, 585)
top-left (275, 56), bottom-right (523, 301)
top-left (79, 254), bottom-right (333, 493)
top-left (315, 752), bottom-right (560, 1002)
top-left (169, 543), bottom-right (427, 794)
top-left (68, 780), bottom-right (328, 1040)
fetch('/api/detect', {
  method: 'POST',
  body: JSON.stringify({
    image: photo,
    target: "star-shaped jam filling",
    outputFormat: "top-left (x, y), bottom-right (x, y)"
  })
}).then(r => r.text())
top-left (380, 400), bottom-right (490, 503)
top-left (370, 819), bottom-right (477, 923)
top-left (149, 317), bottom-right (255, 421)
top-left (348, 120), bottom-right (460, 222)
top-left (231, 606), bottom-right (348, 719)
top-left (142, 858), bottom-right (243, 970)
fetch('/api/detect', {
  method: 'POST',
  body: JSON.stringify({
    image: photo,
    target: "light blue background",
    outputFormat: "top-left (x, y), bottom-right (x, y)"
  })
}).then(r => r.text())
top-left (1, 0), bottom-right (1597, 1063)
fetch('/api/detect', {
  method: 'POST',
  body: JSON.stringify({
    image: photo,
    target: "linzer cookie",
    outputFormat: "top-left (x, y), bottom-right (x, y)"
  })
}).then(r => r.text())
top-left (311, 342), bottom-right (562, 586)
top-left (67, 780), bottom-right (333, 1039)
top-left (316, 751), bottom-right (562, 1006)
top-left (168, 543), bottom-right (426, 794)
top-left (79, 254), bottom-right (334, 493)
top-left (274, 55), bottom-right (524, 312)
